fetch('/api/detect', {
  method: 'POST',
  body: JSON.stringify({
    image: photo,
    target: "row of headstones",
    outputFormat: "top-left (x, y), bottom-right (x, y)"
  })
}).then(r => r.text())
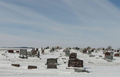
top-left (11, 57), bottom-right (84, 69)
top-left (44, 46), bottom-right (62, 50)
top-left (19, 48), bottom-right (40, 59)
top-left (63, 48), bottom-right (94, 56)
top-left (11, 64), bottom-right (37, 69)
top-left (7, 50), bottom-right (19, 53)
top-left (63, 47), bottom-right (120, 61)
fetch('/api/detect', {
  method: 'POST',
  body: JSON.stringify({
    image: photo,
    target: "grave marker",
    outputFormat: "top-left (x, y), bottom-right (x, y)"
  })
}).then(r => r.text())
top-left (11, 64), bottom-right (20, 67)
top-left (69, 53), bottom-right (77, 59)
top-left (28, 65), bottom-right (37, 69)
top-left (46, 58), bottom-right (57, 69)
top-left (19, 49), bottom-right (28, 59)
top-left (8, 50), bottom-right (14, 53)
top-left (68, 59), bottom-right (83, 67)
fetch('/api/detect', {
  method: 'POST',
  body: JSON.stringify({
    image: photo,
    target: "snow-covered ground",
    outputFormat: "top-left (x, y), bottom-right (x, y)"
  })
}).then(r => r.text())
top-left (0, 48), bottom-right (120, 77)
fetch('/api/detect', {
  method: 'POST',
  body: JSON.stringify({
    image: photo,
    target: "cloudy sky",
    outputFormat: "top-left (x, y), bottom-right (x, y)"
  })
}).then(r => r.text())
top-left (0, 0), bottom-right (120, 49)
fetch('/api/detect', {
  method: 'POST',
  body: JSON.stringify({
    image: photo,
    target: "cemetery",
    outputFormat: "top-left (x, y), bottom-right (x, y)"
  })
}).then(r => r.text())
top-left (0, 46), bottom-right (120, 77)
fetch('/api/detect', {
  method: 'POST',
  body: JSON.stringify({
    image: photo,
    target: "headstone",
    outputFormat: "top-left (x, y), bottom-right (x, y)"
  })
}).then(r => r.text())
top-left (27, 52), bottom-right (32, 57)
top-left (11, 64), bottom-right (20, 67)
top-left (91, 49), bottom-right (94, 52)
top-left (87, 49), bottom-right (92, 55)
top-left (41, 49), bottom-right (44, 54)
top-left (87, 46), bottom-right (91, 50)
top-left (95, 49), bottom-right (98, 53)
top-left (28, 65), bottom-right (37, 69)
top-left (74, 68), bottom-right (88, 73)
top-left (105, 52), bottom-right (110, 57)
top-left (8, 50), bottom-right (14, 53)
top-left (68, 59), bottom-right (83, 67)
top-left (50, 47), bottom-right (55, 52)
top-left (114, 53), bottom-right (120, 57)
top-left (32, 48), bottom-right (37, 55)
top-left (105, 55), bottom-right (113, 60)
top-left (83, 48), bottom-right (87, 53)
top-left (57, 46), bottom-right (60, 49)
top-left (109, 52), bottom-right (114, 56)
top-left (69, 53), bottom-right (77, 59)
top-left (20, 49), bottom-right (28, 59)
top-left (16, 51), bottom-right (19, 53)
top-left (37, 51), bottom-right (40, 58)
top-left (99, 55), bottom-right (102, 57)
top-left (105, 52), bottom-right (113, 60)
top-left (89, 55), bottom-right (95, 57)
top-left (103, 48), bottom-right (106, 54)
top-left (64, 49), bottom-right (70, 56)
top-left (73, 47), bottom-right (80, 50)
top-left (45, 46), bottom-right (49, 49)
top-left (47, 58), bottom-right (57, 69)
top-left (80, 48), bottom-right (84, 53)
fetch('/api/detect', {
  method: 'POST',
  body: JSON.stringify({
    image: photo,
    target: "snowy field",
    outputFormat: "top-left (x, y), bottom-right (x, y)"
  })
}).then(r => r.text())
top-left (0, 48), bottom-right (120, 77)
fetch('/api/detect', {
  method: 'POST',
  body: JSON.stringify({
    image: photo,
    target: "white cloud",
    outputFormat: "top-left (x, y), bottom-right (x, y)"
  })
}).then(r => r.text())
top-left (0, 0), bottom-right (120, 49)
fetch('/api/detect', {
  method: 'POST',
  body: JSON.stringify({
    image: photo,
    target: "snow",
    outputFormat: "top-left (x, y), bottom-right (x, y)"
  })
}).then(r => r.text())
top-left (0, 48), bottom-right (120, 77)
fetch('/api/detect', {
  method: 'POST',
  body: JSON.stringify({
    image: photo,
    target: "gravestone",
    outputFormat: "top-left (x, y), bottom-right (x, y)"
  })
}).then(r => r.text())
top-left (87, 49), bottom-right (92, 55)
top-left (114, 53), bottom-right (120, 57)
top-left (8, 50), bottom-right (14, 53)
top-left (46, 58), bottom-right (57, 69)
top-left (103, 48), bottom-right (106, 54)
top-left (50, 47), bottom-right (55, 52)
top-left (105, 52), bottom-right (113, 60)
top-left (11, 64), bottom-right (20, 67)
top-left (95, 49), bottom-right (98, 53)
top-left (91, 49), bottom-right (94, 52)
top-left (41, 49), bottom-right (44, 54)
top-left (27, 52), bottom-right (32, 57)
top-left (89, 55), bottom-right (95, 57)
top-left (16, 51), bottom-right (19, 53)
top-left (105, 55), bottom-right (113, 60)
top-left (80, 48), bottom-right (84, 53)
top-left (83, 48), bottom-right (87, 53)
top-left (19, 49), bottom-right (28, 59)
top-left (68, 59), bottom-right (83, 67)
top-left (64, 49), bottom-right (70, 56)
top-left (109, 52), bottom-right (114, 56)
top-left (105, 52), bottom-right (110, 57)
top-left (28, 65), bottom-right (37, 69)
top-left (31, 48), bottom-right (37, 55)
top-left (69, 53), bottom-right (77, 59)
top-left (57, 46), bottom-right (60, 49)
top-left (74, 68), bottom-right (88, 73)
top-left (45, 46), bottom-right (49, 49)
top-left (37, 51), bottom-right (40, 58)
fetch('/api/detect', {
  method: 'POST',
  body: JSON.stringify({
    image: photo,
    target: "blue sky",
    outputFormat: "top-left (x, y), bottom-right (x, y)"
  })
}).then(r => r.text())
top-left (0, 0), bottom-right (120, 49)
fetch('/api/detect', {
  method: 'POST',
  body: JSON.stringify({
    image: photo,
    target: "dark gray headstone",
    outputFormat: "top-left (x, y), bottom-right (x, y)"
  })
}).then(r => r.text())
top-left (19, 49), bottom-right (28, 59)
top-left (47, 58), bottom-right (57, 64)
top-left (88, 50), bottom-right (92, 55)
top-left (89, 55), bottom-right (95, 57)
top-left (80, 48), bottom-right (84, 53)
top-left (103, 50), bottom-right (107, 54)
top-left (47, 58), bottom-right (57, 69)
top-left (74, 68), bottom-right (88, 73)
top-left (64, 49), bottom-right (70, 56)
top-left (105, 55), bottom-right (113, 60)
top-left (20, 49), bottom-right (27, 55)
top-left (109, 52), bottom-right (114, 56)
